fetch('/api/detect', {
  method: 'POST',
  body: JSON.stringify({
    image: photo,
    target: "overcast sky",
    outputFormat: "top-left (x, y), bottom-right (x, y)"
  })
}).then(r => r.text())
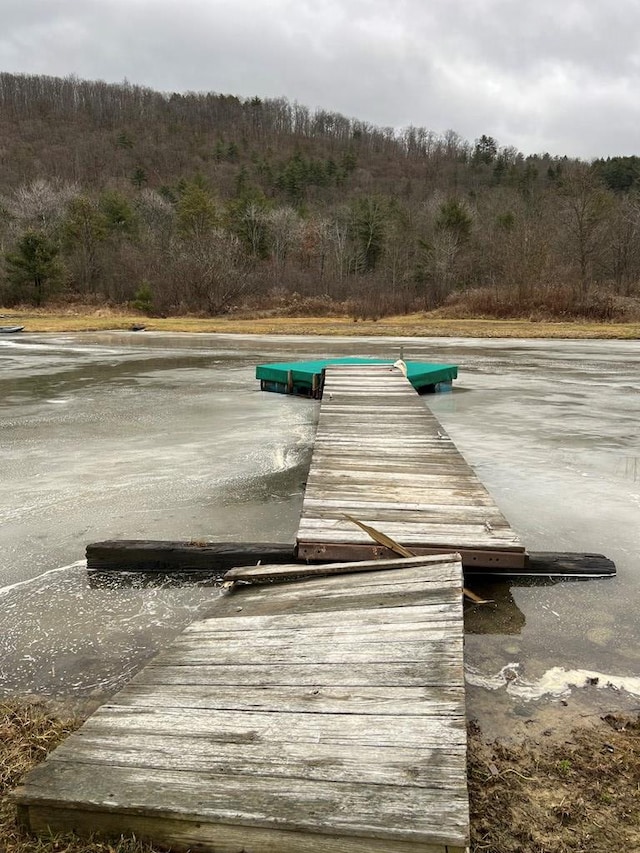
top-left (1, 0), bottom-right (638, 159)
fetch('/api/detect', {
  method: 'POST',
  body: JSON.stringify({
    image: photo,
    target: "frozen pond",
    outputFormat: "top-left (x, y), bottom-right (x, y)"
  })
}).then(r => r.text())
top-left (1, 331), bottom-right (639, 732)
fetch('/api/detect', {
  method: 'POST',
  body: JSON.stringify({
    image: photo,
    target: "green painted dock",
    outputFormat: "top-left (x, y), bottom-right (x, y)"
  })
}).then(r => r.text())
top-left (256, 358), bottom-right (457, 397)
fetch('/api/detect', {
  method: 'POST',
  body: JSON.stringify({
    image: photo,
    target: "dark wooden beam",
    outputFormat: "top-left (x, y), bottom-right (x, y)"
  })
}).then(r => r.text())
top-left (86, 540), bottom-right (615, 580)
top-left (86, 540), bottom-right (296, 573)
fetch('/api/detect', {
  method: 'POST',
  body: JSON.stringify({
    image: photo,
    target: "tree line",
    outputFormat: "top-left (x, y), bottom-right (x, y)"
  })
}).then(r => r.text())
top-left (1, 71), bottom-right (640, 320)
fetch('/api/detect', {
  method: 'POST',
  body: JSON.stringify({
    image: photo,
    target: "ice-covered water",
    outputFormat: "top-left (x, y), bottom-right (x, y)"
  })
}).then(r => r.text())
top-left (1, 332), bottom-right (639, 729)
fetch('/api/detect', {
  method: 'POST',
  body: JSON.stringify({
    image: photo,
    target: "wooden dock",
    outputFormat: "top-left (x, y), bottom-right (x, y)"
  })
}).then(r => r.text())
top-left (297, 364), bottom-right (527, 570)
top-left (15, 555), bottom-right (469, 853)
top-left (85, 361), bottom-right (616, 580)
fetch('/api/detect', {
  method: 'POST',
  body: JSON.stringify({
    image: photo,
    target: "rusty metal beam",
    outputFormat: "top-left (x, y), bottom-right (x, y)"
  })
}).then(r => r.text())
top-left (296, 541), bottom-right (528, 570)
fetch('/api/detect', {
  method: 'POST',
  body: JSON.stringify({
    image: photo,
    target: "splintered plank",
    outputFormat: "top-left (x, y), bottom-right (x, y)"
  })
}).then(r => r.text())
top-left (223, 552), bottom-right (461, 582)
top-left (14, 558), bottom-right (469, 853)
top-left (297, 364), bottom-right (526, 568)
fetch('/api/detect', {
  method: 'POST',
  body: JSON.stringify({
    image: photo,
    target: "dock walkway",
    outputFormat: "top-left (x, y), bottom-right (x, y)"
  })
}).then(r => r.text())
top-left (297, 364), bottom-right (527, 570)
top-left (15, 555), bottom-right (469, 853)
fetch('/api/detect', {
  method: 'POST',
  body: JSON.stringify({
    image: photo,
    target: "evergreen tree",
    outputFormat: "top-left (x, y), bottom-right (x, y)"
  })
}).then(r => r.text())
top-left (100, 190), bottom-right (138, 237)
top-left (132, 280), bottom-right (153, 313)
top-left (177, 182), bottom-right (218, 240)
top-left (116, 131), bottom-right (134, 149)
top-left (435, 199), bottom-right (473, 241)
top-left (131, 167), bottom-right (148, 189)
top-left (5, 231), bottom-right (62, 305)
top-left (473, 135), bottom-right (498, 165)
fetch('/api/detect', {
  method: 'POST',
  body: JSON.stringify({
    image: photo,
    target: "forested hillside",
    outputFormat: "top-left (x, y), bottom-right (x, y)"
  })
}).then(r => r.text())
top-left (1, 71), bottom-right (639, 319)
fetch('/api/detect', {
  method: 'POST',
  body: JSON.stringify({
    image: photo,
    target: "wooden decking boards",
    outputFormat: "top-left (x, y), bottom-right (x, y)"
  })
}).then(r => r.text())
top-left (14, 555), bottom-right (470, 853)
top-left (297, 364), bottom-right (527, 569)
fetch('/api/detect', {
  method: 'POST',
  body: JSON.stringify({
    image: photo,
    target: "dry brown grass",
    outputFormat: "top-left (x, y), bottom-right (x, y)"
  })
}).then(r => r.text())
top-left (2, 306), bottom-right (640, 338)
top-left (0, 700), bottom-right (165, 853)
top-left (442, 285), bottom-right (640, 324)
top-left (3, 699), bottom-right (640, 852)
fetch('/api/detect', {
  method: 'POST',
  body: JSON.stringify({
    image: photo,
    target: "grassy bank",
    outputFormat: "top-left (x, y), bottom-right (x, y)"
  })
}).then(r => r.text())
top-left (3, 307), bottom-right (640, 338)
top-left (2, 699), bottom-right (639, 853)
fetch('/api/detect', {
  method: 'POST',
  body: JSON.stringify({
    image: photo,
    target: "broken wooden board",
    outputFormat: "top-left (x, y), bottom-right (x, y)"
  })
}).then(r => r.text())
top-left (223, 552), bottom-right (461, 583)
top-left (14, 556), bottom-right (469, 853)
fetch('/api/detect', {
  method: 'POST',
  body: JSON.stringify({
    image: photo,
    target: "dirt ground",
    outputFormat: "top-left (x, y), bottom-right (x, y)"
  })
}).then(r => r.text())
top-left (468, 713), bottom-right (640, 852)
top-left (2, 699), bottom-right (640, 853)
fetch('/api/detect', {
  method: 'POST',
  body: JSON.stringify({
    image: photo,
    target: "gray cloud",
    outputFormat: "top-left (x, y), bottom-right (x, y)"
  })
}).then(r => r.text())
top-left (1, 0), bottom-right (639, 158)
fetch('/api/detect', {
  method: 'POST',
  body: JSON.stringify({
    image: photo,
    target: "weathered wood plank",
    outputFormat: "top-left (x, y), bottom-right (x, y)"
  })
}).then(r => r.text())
top-left (225, 560), bottom-right (462, 593)
top-left (156, 638), bottom-right (463, 667)
top-left (176, 620), bottom-right (461, 643)
top-left (308, 454), bottom-right (471, 467)
top-left (86, 540), bottom-right (295, 572)
top-left (230, 580), bottom-right (462, 608)
top-left (298, 365), bottom-right (524, 568)
top-left (301, 506), bottom-right (511, 526)
top-left (297, 521), bottom-right (521, 548)
top-left (15, 556), bottom-right (468, 852)
top-left (77, 706), bottom-right (466, 749)
top-left (111, 683), bottom-right (466, 715)
top-left (235, 564), bottom-right (461, 593)
top-left (304, 484), bottom-right (497, 502)
top-left (22, 805), bottom-right (461, 853)
top-left (224, 553), bottom-right (460, 582)
top-left (215, 585), bottom-right (462, 617)
top-left (182, 602), bottom-right (461, 633)
top-left (17, 761), bottom-right (469, 847)
top-left (49, 732), bottom-right (466, 788)
top-left (301, 508), bottom-right (512, 528)
top-left (524, 551), bottom-right (616, 577)
top-left (303, 497), bottom-right (496, 511)
top-left (184, 616), bottom-right (460, 639)
top-left (136, 660), bottom-right (464, 688)
top-left (305, 472), bottom-right (491, 486)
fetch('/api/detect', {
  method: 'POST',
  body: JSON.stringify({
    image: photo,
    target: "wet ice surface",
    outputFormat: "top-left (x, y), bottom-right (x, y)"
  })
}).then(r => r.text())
top-left (427, 337), bottom-right (640, 735)
top-left (1, 332), bottom-right (639, 732)
top-left (0, 562), bottom-right (224, 710)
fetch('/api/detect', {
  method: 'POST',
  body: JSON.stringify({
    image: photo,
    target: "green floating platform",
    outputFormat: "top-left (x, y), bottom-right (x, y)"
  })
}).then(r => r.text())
top-left (256, 358), bottom-right (458, 398)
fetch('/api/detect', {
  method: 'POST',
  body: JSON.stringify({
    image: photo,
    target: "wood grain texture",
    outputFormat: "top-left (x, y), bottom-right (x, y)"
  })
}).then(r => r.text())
top-left (22, 805), bottom-right (466, 853)
top-left (111, 683), bottom-right (466, 715)
top-left (134, 660), bottom-right (464, 688)
top-left (223, 552), bottom-right (460, 582)
top-left (86, 540), bottom-right (295, 573)
top-left (297, 364), bottom-right (526, 568)
top-left (15, 759), bottom-right (469, 845)
top-left (14, 558), bottom-right (469, 852)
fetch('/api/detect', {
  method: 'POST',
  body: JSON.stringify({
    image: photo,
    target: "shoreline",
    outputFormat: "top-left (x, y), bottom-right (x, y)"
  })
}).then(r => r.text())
top-left (2, 694), bottom-right (639, 853)
top-left (2, 308), bottom-right (640, 339)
